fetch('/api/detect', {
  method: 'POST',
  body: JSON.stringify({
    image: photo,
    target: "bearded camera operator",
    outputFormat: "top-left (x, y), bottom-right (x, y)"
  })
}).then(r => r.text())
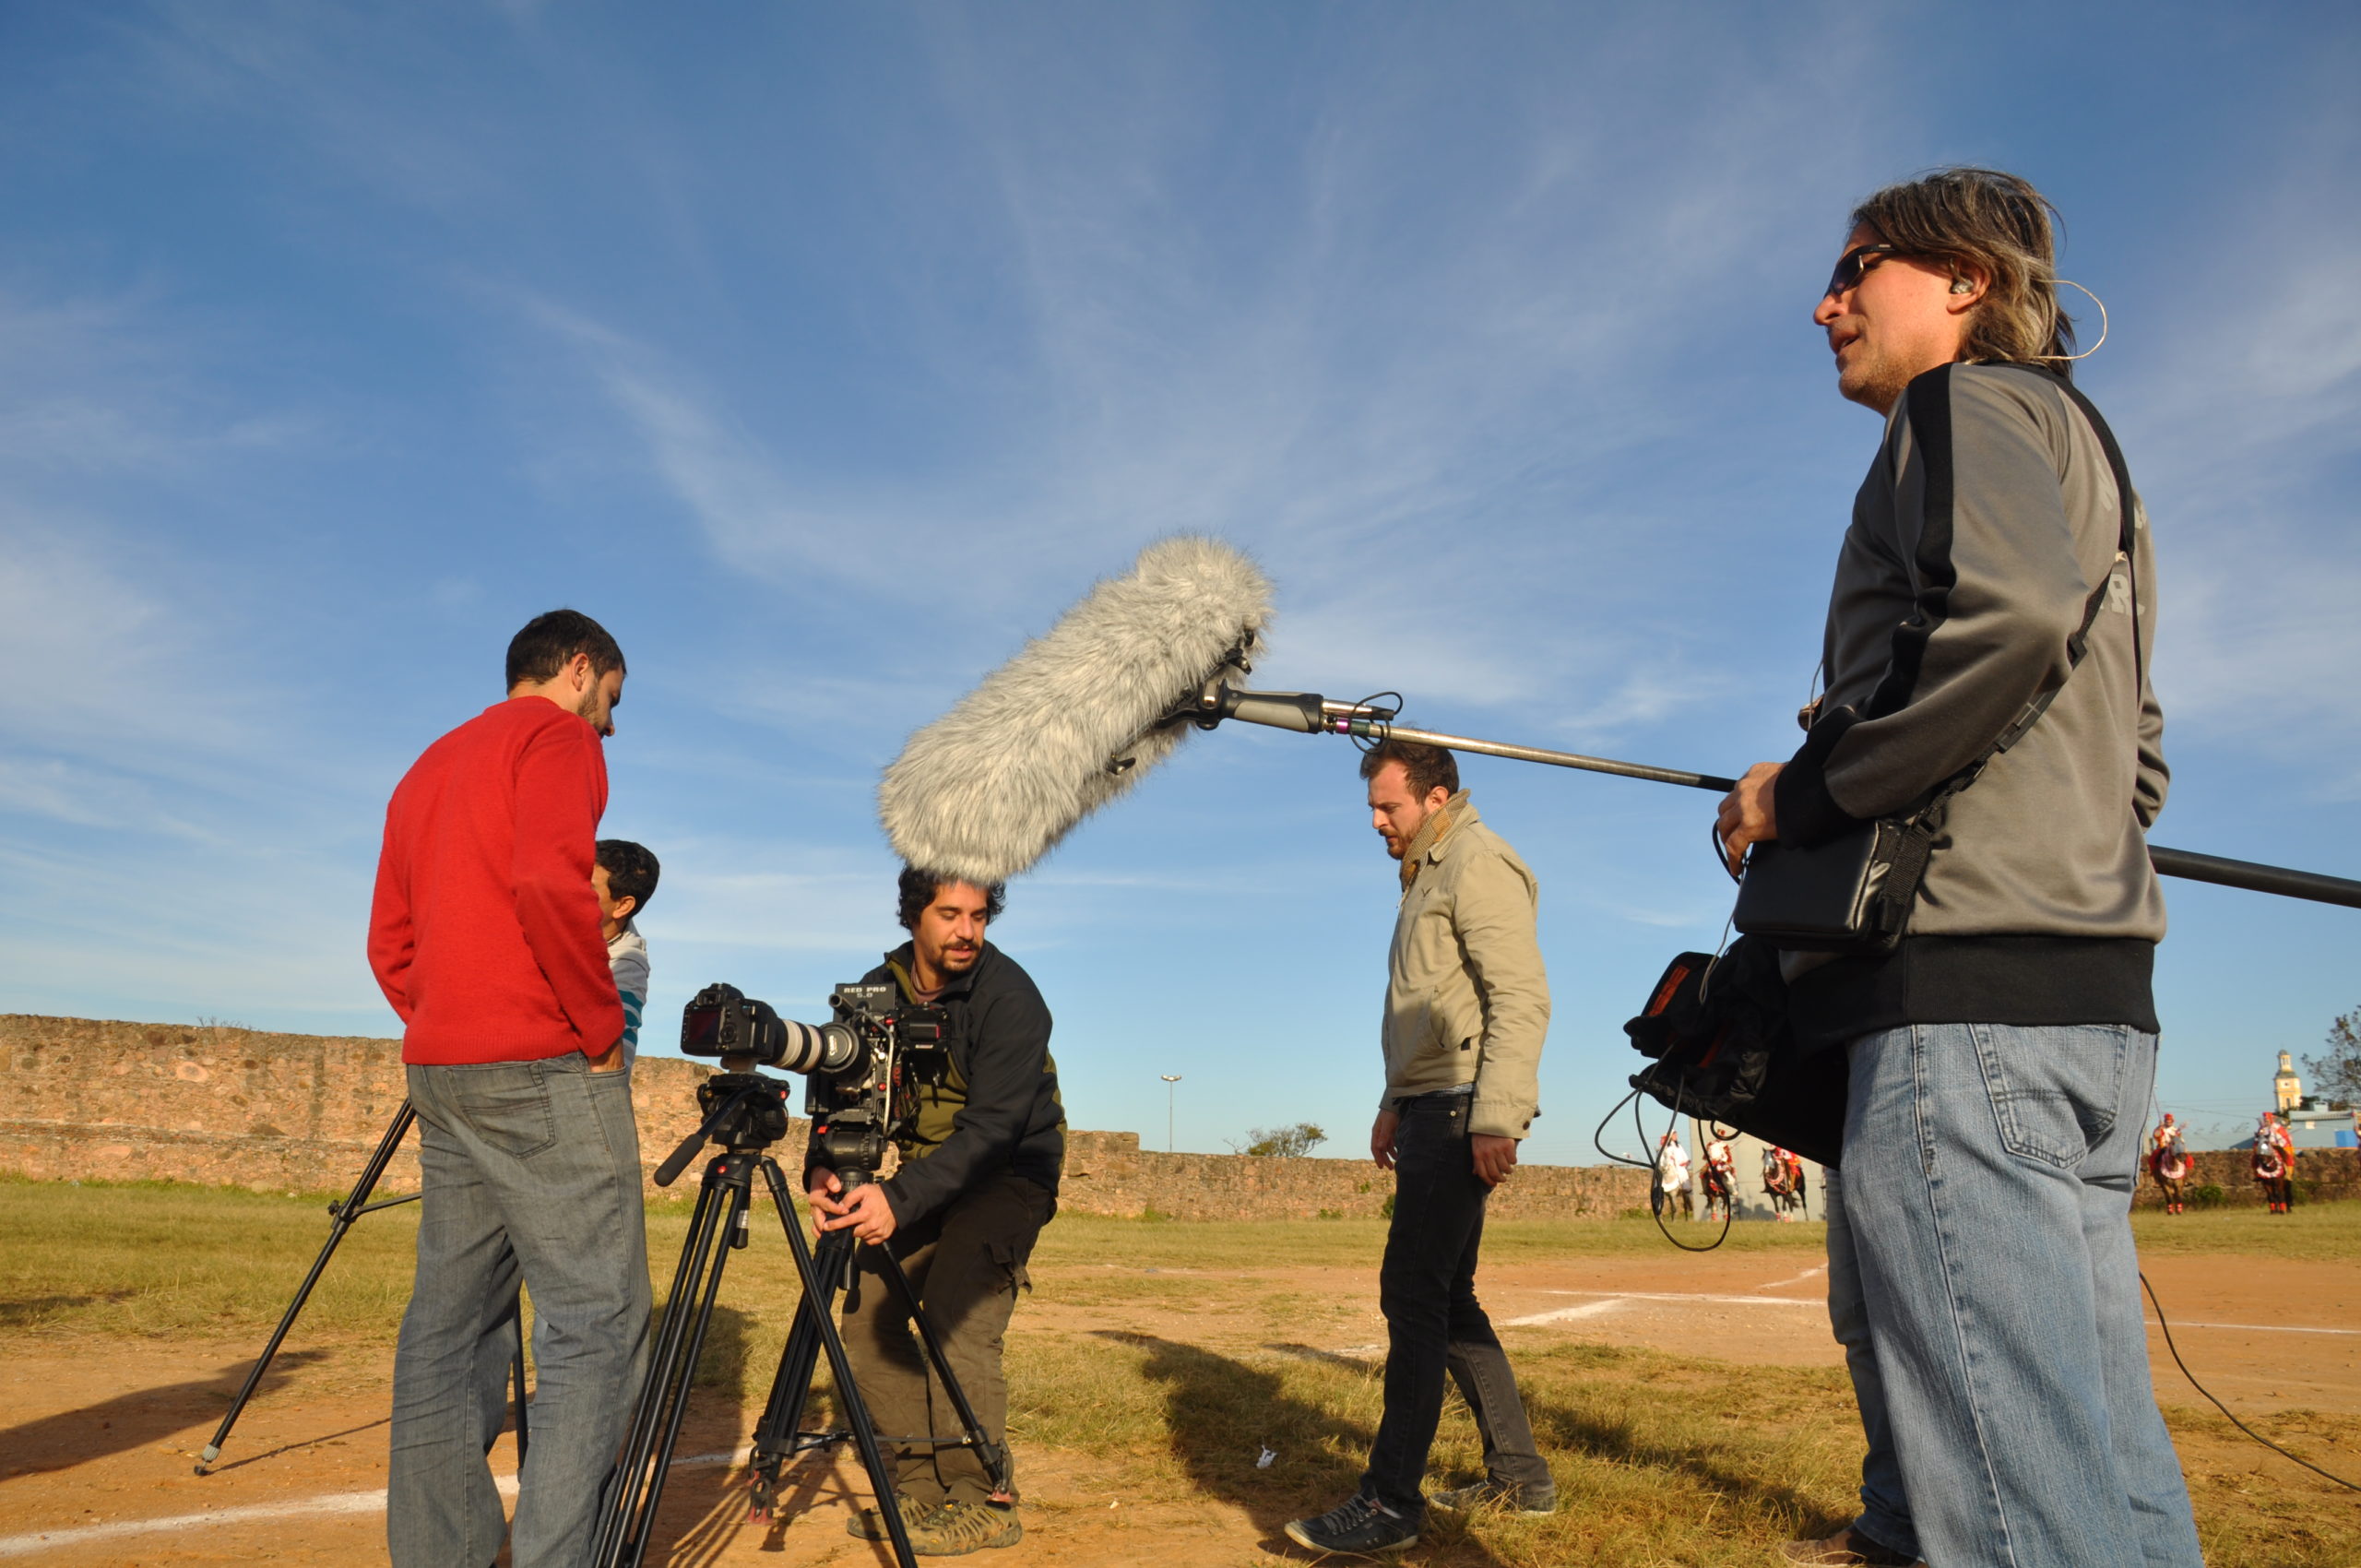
top-left (1716, 169), bottom-right (2201, 1568)
top-left (805, 868), bottom-right (1065, 1556)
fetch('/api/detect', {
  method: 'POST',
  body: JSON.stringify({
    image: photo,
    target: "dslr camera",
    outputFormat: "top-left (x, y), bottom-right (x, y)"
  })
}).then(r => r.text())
top-left (680, 981), bottom-right (949, 1176)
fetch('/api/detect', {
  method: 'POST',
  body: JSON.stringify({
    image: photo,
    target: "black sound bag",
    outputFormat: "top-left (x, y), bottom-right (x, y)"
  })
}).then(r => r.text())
top-left (1624, 937), bottom-right (1846, 1169)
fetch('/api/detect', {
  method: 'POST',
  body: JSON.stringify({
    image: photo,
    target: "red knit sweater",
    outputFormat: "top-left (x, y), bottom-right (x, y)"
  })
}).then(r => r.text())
top-left (369, 696), bottom-right (624, 1064)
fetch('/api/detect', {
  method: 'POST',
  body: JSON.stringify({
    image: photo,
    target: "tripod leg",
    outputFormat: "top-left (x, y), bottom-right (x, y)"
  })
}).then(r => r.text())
top-left (761, 1162), bottom-right (923, 1568)
top-left (591, 1154), bottom-right (749, 1568)
top-left (196, 1100), bottom-right (418, 1474)
top-left (744, 1262), bottom-right (833, 1520)
top-left (878, 1246), bottom-right (1011, 1497)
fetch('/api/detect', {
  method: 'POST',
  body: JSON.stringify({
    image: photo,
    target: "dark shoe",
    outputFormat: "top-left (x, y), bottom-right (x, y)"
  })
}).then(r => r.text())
top-left (1430, 1477), bottom-right (1556, 1516)
top-left (846, 1492), bottom-right (942, 1540)
top-left (906, 1499), bottom-right (1023, 1555)
top-left (1779, 1527), bottom-right (1924, 1566)
top-left (1283, 1493), bottom-right (1419, 1554)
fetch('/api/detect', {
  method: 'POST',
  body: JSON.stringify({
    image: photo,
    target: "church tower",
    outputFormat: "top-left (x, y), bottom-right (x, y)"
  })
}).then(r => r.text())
top-left (2275, 1051), bottom-right (2302, 1113)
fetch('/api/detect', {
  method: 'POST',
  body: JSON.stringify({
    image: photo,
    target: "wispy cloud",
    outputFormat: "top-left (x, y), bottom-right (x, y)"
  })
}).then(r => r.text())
top-left (2106, 95), bottom-right (2361, 790)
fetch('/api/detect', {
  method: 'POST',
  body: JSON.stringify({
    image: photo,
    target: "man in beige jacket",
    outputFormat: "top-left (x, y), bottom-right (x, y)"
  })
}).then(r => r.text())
top-left (1285, 740), bottom-right (1554, 1557)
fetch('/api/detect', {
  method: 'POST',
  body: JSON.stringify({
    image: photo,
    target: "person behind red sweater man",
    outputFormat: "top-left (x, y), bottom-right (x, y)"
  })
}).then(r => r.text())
top-left (370, 609), bottom-right (650, 1568)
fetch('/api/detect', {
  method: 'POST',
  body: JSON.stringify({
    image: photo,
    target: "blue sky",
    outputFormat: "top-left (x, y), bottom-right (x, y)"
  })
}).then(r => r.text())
top-left (4, 2), bottom-right (2356, 1158)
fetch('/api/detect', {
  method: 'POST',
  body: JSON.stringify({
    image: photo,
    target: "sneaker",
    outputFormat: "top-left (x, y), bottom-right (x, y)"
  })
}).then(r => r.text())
top-left (1430, 1478), bottom-right (1556, 1516)
top-left (905, 1499), bottom-right (1023, 1555)
top-left (1779, 1527), bottom-right (1925, 1566)
top-left (1283, 1493), bottom-right (1419, 1554)
top-left (846, 1492), bottom-right (942, 1540)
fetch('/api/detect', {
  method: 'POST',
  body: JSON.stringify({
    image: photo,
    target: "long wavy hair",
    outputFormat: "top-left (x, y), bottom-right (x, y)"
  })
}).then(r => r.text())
top-left (1853, 168), bottom-right (2079, 377)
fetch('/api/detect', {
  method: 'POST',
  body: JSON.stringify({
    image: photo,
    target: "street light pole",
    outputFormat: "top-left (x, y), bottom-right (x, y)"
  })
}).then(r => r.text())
top-left (1159, 1075), bottom-right (1181, 1155)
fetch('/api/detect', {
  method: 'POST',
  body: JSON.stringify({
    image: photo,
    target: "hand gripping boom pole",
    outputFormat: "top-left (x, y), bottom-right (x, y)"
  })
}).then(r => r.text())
top-left (1188, 681), bottom-right (2361, 910)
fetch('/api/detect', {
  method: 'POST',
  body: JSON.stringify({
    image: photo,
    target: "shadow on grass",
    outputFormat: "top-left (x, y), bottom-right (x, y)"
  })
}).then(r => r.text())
top-left (0, 1292), bottom-right (137, 1329)
top-left (1103, 1331), bottom-right (1509, 1565)
top-left (1523, 1385), bottom-right (1845, 1538)
top-left (0, 1348), bottom-right (332, 1477)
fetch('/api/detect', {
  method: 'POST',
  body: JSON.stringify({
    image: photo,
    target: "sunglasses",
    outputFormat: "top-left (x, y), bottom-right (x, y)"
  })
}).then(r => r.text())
top-left (1824, 243), bottom-right (1905, 298)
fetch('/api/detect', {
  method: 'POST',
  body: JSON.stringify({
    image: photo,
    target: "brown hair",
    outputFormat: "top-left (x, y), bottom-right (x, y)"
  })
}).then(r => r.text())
top-left (1358, 738), bottom-right (1459, 802)
top-left (1853, 167), bottom-right (2078, 375)
top-left (505, 609), bottom-right (626, 688)
top-left (896, 865), bottom-right (1006, 932)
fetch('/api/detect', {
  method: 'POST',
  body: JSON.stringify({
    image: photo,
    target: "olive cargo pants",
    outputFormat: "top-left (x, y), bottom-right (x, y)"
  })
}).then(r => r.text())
top-left (838, 1170), bottom-right (1055, 1508)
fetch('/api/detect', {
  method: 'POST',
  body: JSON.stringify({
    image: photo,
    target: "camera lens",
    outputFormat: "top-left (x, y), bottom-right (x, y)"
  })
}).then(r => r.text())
top-left (772, 1019), bottom-right (859, 1075)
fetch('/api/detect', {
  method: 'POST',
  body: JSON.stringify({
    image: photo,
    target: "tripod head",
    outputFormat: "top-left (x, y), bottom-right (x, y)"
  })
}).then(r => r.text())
top-left (652, 1069), bottom-right (793, 1187)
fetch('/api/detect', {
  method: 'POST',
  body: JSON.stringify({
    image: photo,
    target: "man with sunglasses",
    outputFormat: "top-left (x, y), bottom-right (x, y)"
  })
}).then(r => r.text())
top-left (1714, 170), bottom-right (2201, 1568)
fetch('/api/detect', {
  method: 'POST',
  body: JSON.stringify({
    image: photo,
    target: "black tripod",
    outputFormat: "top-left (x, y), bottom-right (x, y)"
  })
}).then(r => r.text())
top-left (195, 1100), bottom-right (529, 1474)
top-left (591, 1073), bottom-right (1003, 1568)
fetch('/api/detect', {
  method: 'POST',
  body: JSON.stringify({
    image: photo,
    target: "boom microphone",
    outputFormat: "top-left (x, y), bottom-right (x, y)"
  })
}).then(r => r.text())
top-left (878, 536), bottom-right (1272, 885)
top-left (1197, 682), bottom-right (2361, 911)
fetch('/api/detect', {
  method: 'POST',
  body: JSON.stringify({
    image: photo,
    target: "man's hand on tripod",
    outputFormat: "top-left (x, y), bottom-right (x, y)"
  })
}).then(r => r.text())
top-left (808, 1171), bottom-right (899, 1244)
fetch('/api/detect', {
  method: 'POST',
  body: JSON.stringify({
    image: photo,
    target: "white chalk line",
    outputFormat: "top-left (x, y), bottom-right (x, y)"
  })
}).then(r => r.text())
top-left (1505, 1300), bottom-right (1625, 1326)
top-left (1532, 1289), bottom-right (1824, 1308)
top-left (0, 1449), bottom-right (753, 1559)
top-left (2149, 1320), bottom-right (2361, 1337)
top-left (1754, 1266), bottom-right (1828, 1291)
top-left (1501, 1289), bottom-right (2359, 1340)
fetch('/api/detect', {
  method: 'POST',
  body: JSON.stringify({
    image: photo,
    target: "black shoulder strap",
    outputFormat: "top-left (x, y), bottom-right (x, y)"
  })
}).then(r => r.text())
top-left (1985, 365), bottom-right (2138, 754)
top-left (1919, 364), bottom-right (2139, 814)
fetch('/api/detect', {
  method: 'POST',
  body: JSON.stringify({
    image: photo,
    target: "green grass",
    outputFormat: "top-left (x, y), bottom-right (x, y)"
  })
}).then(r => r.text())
top-left (0, 1174), bottom-right (421, 1337)
top-left (1031, 1210), bottom-right (1833, 1275)
top-left (2129, 1203), bottom-right (2361, 1261)
top-left (4, 1178), bottom-right (2345, 1342)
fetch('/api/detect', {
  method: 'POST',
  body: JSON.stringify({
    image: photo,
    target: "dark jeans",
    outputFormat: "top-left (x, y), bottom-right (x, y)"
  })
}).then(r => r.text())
top-left (1360, 1093), bottom-right (1550, 1518)
top-left (838, 1170), bottom-right (1055, 1508)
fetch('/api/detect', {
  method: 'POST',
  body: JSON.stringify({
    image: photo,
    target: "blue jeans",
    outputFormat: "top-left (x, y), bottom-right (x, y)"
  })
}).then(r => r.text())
top-left (1360, 1093), bottom-right (1551, 1517)
top-left (1842, 1024), bottom-right (2202, 1568)
top-left (390, 1053), bottom-right (651, 1568)
top-left (1822, 1170), bottom-right (1918, 1562)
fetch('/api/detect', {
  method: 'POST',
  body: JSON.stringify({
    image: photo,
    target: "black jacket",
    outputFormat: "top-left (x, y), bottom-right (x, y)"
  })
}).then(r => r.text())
top-left (806, 940), bottom-right (1064, 1227)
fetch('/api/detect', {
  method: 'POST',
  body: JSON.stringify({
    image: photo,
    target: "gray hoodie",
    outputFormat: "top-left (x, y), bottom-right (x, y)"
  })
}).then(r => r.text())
top-left (1774, 362), bottom-right (2165, 1048)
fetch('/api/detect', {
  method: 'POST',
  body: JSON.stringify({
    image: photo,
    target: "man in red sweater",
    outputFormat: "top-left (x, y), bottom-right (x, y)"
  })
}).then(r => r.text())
top-left (370, 609), bottom-right (649, 1568)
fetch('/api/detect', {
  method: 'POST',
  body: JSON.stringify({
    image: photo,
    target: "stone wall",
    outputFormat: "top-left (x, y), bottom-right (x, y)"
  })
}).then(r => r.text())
top-left (0, 1016), bottom-right (1651, 1220)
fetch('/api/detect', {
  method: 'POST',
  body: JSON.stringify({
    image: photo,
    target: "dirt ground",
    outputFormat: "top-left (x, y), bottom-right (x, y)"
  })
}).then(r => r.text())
top-left (2, 1252), bottom-right (2355, 1565)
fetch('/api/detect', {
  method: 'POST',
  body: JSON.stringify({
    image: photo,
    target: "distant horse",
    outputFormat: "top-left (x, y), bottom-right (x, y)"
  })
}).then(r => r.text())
top-left (2148, 1141), bottom-right (2191, 1214)
top-left (1701, 1159), bottom-right (1733, 1221)
top-left (2252, 1144), bottom-right (2293, 1215)
top-left (1762, 1148), bottom-right (1807, 1217)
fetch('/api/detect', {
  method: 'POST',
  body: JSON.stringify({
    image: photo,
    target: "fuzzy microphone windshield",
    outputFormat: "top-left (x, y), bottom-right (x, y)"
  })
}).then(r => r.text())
top-left (879, 536), bottom-right (1273, 885)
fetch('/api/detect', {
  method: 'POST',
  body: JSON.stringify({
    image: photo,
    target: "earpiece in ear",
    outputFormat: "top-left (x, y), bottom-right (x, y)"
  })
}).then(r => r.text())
top-left (1951, 278), bottom-right (1975, 294)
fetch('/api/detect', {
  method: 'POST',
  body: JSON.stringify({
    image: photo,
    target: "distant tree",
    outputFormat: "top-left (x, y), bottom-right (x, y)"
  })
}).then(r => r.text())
top-left (2303, 1005), bottom-right (2361, 1110)
top-left (1234, 1122), bottom-right (1328, 1158)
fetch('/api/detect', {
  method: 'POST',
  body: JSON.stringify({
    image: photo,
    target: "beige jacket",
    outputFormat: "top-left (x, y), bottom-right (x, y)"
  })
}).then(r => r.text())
top-left (1380, 793), bottom-right (1549, 1139)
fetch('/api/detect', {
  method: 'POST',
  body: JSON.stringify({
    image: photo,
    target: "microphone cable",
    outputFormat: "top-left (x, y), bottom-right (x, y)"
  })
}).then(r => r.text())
top-left (2139, 1273), bottom-right (2359, 1493)
top-left (1593, 1087), bottom-right (1732, 1253)
top-left (1599, 1080), bottom-right (2356, 1489)
top-left (1342, 693), bottom-right (1404, 753)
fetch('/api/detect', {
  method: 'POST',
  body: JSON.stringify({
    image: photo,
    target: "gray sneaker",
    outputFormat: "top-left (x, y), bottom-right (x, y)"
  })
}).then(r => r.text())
top-left (1430, 1478), bottom-right (1556, 1516)
top-left (1283, 1493), bottom-right (1419, 1554)
top-left (846, 1492), bottom-right (942, 1540)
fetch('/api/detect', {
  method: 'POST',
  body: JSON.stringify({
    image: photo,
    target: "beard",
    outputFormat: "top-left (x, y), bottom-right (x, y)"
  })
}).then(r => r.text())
top-left (1838, 348), bottom-right (1916, 416)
